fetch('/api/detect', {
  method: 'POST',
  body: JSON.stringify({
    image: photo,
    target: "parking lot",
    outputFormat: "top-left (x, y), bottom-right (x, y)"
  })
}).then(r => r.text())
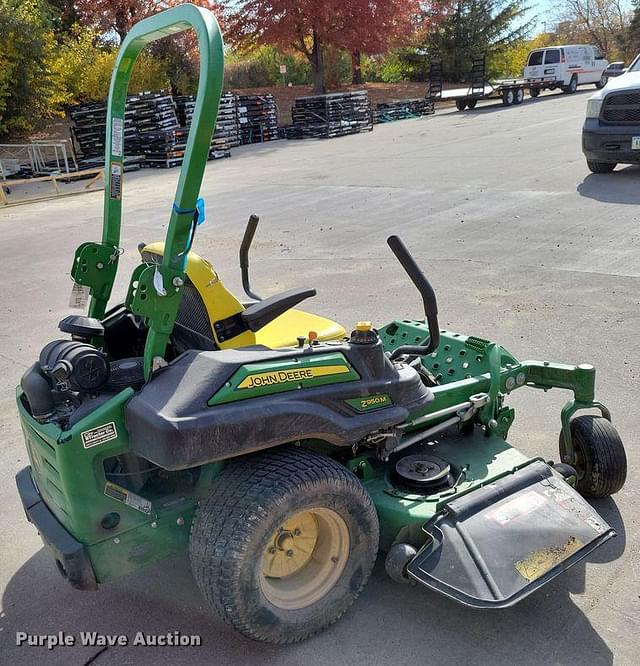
top-left (1, 89), bottom-right (638, 665)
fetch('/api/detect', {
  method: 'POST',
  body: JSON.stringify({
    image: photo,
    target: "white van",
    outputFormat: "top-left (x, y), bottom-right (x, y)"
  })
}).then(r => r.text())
top-left (524, 45), bottom-right (609, 96)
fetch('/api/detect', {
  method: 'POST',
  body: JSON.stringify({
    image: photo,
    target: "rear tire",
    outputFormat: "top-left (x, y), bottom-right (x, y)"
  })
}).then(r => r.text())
top-left (456, 99), bottom-right (467, 111)
top-left (563, 76), bottom-right (578, 94)
top-left (513, 88), bottom-right (525, 105)
top-left (587, 160), bottom-right (616, 173)
top-left (190, 446), bottom-right (379, 644)
top-left (502, 89), bottom-right (514, 106)
top-left (595, 74), bottom-right (607, 89)
top-left (529, 86), bottom-right (540, 98)
top-left (466, 99), bottom-right (477, 109)
top-left (559, 416), bottom-right (627, 498)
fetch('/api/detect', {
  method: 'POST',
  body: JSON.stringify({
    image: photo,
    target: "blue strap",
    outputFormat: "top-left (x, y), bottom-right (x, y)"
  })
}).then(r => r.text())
top-left (195, 197), bottom-right (206, 225)
top-left (172, 198), bottom-right (206, 225)
top-left (172, 202), bottom-right (196, 215)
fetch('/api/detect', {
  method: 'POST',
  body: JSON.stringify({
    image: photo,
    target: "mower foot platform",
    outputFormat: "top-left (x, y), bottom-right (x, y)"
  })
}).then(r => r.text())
top-left (407, 461), bottom-right (614, 608)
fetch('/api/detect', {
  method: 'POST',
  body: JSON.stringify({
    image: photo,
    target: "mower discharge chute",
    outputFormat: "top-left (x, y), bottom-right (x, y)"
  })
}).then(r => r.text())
top-left (15, 3), bottom-right (626, 645)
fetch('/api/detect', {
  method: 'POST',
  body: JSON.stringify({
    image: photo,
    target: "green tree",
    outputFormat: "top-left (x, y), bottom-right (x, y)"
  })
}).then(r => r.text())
top-left (488, 31), bottom-right (551, 78)
top-left (224, 46), bottom-right (311, 89)
top-left (0, 0), bottom-right (61, 136)
top-left (421, 1), bottom-right (535, 82)
top-left (46, 0), bottom-right (78, 35)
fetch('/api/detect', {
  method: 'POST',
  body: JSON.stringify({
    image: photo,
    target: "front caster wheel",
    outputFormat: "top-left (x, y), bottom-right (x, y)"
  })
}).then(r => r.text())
top-left (385, 542), bottom-right (417, 584)
top-left (190, 446), bottom-right (379, 644)
top-left (559, 415), bottom-right (627, 498)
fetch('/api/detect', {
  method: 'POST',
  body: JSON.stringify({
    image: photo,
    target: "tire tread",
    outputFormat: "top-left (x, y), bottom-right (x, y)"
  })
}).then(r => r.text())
top-left (566, 415), bottom-right (627, 497)
top-left (189, 446), bottom-right (379, 643)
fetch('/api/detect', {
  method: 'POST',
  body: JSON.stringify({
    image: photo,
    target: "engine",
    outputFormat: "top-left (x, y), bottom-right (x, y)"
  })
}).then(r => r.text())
top-left (20, 313), bottom-right (146, 429)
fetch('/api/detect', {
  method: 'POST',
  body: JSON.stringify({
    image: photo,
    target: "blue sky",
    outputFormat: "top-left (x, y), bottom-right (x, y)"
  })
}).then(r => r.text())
top-left (526, 0), bottom-right (562, 33)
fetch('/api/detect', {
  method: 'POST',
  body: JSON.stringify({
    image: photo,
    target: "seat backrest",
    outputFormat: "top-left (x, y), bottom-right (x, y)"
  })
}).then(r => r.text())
top-left (140, 242), bottom-right (257, 350)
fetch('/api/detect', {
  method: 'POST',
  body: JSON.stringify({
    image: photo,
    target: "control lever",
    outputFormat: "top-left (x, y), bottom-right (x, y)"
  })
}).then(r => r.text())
top-left (386, 235), bottom-right (440, 360)
top-left (240, 214), bottom-right (262, 301)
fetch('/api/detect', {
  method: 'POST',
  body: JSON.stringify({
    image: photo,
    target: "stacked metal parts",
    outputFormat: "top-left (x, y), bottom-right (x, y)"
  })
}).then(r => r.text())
top-left (373, 99), bottom-right (435, 124)
top-left (175, 92), bottom-right (240, 158)
top-left (70, 102), bottom-right (143, 171)
top-left (129, 91), bottom-right (182, 168)
top-left (286, 91), bottom-right (373, 139)
top-left (237, 94), bottom-right (279, 144)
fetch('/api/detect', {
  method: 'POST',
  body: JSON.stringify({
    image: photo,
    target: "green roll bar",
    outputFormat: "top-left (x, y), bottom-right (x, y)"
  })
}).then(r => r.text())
top-left (69, 4), bottom-right (224, 377)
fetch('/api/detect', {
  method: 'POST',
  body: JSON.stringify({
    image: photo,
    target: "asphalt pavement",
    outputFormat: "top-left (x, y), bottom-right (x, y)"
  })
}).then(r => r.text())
top-left (1, 88), bottom-right (638, 665)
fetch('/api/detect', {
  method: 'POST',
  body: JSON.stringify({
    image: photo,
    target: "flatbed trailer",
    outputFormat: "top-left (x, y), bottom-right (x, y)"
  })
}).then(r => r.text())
top-left (428, 57), bottom-right (556, 111)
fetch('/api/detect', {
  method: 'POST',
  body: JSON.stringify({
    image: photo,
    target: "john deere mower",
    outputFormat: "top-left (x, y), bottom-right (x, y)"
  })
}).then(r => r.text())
top-left (16, 4), bottom-right (627, 645)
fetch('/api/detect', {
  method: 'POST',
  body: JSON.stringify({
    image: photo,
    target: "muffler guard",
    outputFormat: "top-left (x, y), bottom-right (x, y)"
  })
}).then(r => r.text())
top-left (407, 461), bottom-right (614, 608)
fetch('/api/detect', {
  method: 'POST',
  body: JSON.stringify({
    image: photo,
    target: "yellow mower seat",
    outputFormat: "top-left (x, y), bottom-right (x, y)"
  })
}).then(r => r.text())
top-left (141, 243), bottom-right (345, 349)
top-left (254, 309), bottom-right (345, 348)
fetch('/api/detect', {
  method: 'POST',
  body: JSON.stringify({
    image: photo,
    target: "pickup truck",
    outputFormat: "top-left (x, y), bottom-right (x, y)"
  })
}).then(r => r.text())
top-left (582, 54), bottom-right (640, 173)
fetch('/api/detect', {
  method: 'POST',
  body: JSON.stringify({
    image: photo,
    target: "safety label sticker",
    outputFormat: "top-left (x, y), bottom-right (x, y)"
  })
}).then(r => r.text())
top-left (110, 163), bottom-right (122, 200)
top-left (486, 490), bottom-right (546, 526)
top-left (111, 117), bottom-right (124, 157)
top-left (69, 282), bottom-right (90, 309)
top-left (104, 481), bottom-right (153, 515)
top-left (81, 422), bottom-right (118, 449)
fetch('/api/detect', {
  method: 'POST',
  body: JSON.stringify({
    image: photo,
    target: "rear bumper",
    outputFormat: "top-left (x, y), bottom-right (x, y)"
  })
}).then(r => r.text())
top-left (582, 119), bottom-right (640, 164)
top-left (16, 466), bottom-right (97, 591)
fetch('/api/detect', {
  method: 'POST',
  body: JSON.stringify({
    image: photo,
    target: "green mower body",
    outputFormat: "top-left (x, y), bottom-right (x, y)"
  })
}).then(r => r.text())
top-left (15, 3), bottom-right (627, 643)
top-left (16, 322), bottom-right (620, 607)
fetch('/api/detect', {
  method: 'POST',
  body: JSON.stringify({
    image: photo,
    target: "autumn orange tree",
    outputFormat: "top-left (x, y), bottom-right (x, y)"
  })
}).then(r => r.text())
top-left (74, 0), bottom-right (221, 41)
top-left (222, 0), bottom-right (420, 93)
top-left (335, 1), bottom-right (422, 84)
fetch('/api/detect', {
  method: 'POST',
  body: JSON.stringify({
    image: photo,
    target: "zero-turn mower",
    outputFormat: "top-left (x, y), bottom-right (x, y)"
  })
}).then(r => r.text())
top-left (16, 4), bottom-right (627, 645)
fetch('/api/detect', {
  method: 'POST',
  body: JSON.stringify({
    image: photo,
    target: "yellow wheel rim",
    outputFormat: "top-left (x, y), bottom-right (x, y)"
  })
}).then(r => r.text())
top-left (260, 508), bottom-right (350, 610)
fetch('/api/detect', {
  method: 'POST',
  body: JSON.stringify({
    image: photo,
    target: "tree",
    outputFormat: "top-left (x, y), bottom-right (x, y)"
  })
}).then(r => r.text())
top-left (488, 31), bottom-right (551, 77)
top-left (74, 0), bottom-right (221, 42)
top-left (73, 1), bottom-right (221, 95)
top-left (555, 0), bottom-right (632, 59)
top-left (222, 1), bottom-right (419, 93)
top-left (630, 1), bottom-right (640, 55)
top-left (0, 0), bottom-right (63, 136)
top-left (328, 1), bottom-right (420, 84)
top-left (46, 0), bottom-right (79, 35)
top-left (421, 1), bottom-right (534, 82)
top-left (223, 1), bottom-right (340, 94)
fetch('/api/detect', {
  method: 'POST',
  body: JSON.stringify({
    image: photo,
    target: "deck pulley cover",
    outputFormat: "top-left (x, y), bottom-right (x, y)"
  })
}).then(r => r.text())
top-left (394, 454), bottom-right (454, 493)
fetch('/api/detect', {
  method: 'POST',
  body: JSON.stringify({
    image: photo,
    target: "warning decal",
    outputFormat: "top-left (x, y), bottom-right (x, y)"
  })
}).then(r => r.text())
top-left (104, 481), bottom-right (153, 515)
top-left (111, 117), bottom-right (124, 157)
top-left (69, 282), bottom-right (90, 309)
top-left (110, 163), bottom-right (122, 200)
